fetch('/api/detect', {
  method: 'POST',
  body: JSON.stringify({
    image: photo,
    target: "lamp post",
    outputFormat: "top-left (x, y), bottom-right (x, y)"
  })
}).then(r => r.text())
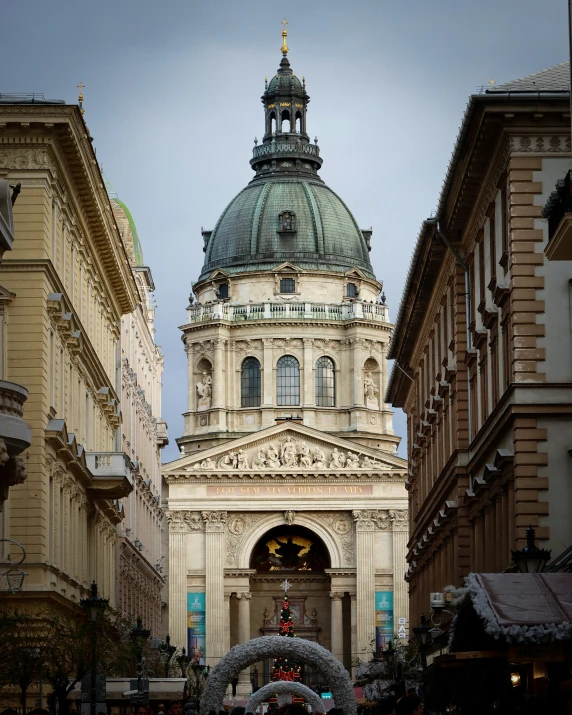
top-left (511, 525), bottom-right (551, 573)
top-left (130, 617), bottom-right (151, 704)
top-left (0, 538), bottom-right (27, 592)
top-left (159, 634), bottom-right (177, 677)
top-left (412, 614), bottom-right (432, 669)
top-left (80, 581), bottom-right (109, 715)
top-left (177, 647), bottom-right (191, 678)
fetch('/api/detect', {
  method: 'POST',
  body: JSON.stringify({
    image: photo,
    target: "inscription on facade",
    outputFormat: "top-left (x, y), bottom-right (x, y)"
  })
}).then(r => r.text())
top-left (207, 484), bottom-right (373, 496)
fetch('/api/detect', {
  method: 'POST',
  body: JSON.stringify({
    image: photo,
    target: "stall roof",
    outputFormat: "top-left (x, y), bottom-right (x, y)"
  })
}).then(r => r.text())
top-left (451, 573), bottom-right (572, 646)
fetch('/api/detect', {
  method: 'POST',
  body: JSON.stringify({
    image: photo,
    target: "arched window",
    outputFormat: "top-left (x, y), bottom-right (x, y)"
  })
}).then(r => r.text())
top-left (346, 282), bottom-right (358, 298)
top-left (241, 357), bottom-right (261, 408)
top-left (315, 356), bottom-right (335, 407)
top-left (281, 110), bottom-right (291, 132)
top-left (277, 355), bottom-right (300, 406)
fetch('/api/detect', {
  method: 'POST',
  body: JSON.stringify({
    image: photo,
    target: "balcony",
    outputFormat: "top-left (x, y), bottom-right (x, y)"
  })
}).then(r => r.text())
top-left (0, 380), bottom-right (31, 456)
top-left (184, 300), bottom-right (389, 326)
top-left (86, 452), bottom-right (134, 499)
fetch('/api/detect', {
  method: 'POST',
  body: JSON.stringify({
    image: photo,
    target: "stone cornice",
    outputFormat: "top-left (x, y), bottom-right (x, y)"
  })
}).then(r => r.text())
top-left (165, 470), bottom-right (407, 483)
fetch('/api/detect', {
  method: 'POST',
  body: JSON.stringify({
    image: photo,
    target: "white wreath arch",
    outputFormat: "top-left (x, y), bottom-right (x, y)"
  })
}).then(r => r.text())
top-left (246, 681), bottom-right (325, 713)
top-left (237, 513), bottom-right (343, 568)
top-left (200, 636), bottom-right (356, 715)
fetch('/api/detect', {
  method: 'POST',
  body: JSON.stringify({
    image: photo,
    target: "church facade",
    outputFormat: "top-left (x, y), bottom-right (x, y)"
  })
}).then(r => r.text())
top-left (163, 32), bottom-right (408, 687)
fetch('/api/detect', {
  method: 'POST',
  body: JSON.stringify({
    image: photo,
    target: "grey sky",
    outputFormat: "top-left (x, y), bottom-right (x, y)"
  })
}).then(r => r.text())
top-left (1, 0), bottom-right (568, 460)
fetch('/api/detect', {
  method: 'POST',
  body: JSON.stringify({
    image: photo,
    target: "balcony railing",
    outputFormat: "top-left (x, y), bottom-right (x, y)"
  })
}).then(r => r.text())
top-left (86, 452), bottom-right (133, 499)
top-left (185, 301), bottom-right (389, 325)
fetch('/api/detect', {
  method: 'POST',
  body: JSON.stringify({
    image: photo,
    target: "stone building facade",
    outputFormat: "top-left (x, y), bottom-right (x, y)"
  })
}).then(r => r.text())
top-left (386, 63), bottom-right (572, 626)
top-left (0, 96), bottom-right (139, 610)
top-left (112, 197), bottom-right (168, 635)
top-left (164, 36), bottom-right (408, 690)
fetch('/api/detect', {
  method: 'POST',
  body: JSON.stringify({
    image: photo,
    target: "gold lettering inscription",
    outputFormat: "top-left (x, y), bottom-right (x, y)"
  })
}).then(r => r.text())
top-left (207, 485), bottom-right (372, 497)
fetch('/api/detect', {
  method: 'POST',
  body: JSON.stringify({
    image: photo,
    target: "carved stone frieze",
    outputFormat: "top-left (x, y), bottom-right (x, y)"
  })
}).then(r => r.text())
top-left (352, 509), bottom-right (392, 530)
top-left (321, 512), bottom-right (355, 566)
top-left (225, 512), bottom-right (270, 566)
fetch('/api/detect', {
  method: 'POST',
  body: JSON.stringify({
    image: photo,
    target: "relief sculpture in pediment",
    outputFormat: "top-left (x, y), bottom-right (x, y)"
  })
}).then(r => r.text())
top-left (189, 434), bottom-right (388, 472)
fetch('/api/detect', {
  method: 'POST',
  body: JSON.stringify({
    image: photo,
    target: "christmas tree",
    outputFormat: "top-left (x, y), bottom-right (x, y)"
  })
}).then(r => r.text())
top-left (271, 579), bottom-right (302, 684)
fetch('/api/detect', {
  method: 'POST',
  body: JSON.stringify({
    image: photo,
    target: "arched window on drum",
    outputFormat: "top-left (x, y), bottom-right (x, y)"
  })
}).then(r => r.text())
top-left (241, 357), bottom-right (261, 408)
top-left (315, 356), bottom-right (335, 407)
top-left (277, 355), bottom-right (300, 406)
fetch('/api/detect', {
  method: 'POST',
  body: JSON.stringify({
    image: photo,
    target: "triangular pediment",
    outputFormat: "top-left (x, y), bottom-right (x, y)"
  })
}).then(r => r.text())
top-left (208, 269), bottom-right (230, 280)
top-left (163, 422), bottom-right (406, 476)
top-left (344, 268), bottom-right (368, 280)
top-left (273, 262), bottom-right (302, 273)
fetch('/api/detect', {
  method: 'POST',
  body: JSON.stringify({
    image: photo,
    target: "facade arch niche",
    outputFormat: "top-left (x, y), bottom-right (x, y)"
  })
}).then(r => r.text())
top-left (363, 356), bottom-right (381, 410)
top-left (237, 513), bottom-right (342, 569)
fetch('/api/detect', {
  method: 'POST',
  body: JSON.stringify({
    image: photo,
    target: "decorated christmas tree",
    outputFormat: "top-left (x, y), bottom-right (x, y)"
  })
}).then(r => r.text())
top-left (271, 579), bottom-right (302, 684)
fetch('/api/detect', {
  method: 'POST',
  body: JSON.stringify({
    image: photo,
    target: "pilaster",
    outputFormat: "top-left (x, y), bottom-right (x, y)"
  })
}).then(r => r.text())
top-left (166, 511), bottom-right (189, 648)
top-left (390, 509), bottom-right (409, 638)
top-left (329, 591), bottom-right (344, 662)
top-left (203, 510), bottom-right (227, 664)
top-left (352, 510), bottom-right (376, 661)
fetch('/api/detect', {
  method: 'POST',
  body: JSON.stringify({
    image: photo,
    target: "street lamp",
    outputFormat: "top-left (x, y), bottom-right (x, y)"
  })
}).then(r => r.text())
top-left (159, 634), bottom-right (177, 677)
top-left (80, 581), bottom-right (109, 715)
top-left (511, 525), bottom-right (551, 573)
top-left (412, 614), bottom-right (432, 669)
top-left (177, 647), bottom-right (191, 678)
top-left (130, 617), bottom-right (150, 704)
top-left (0, 538), bottom-right (28, 592)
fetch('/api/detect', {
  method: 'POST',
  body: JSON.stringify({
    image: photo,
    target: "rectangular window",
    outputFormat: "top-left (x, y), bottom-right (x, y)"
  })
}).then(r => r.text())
top-left (280, 278), bottom-right (296, 294)
top-left (489, 206), bottom-right (496, 283)
top-left (49, 330), bottom-right (55, 409)
top-left (478, 234), bottom-right (485, 306)
top-left (501, 184), bottom-right (508, 258)
top-left (491, 341), bottom-right (499, 406)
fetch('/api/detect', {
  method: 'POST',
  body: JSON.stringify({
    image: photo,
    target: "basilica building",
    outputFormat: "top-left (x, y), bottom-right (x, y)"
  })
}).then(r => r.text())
top-left (163, 31), bottom-right (408, 688)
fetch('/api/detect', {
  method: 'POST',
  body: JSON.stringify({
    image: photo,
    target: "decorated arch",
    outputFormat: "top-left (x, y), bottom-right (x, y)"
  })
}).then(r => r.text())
top-left (246, 681), bottom-right (325, 713)
top-left (200, 636), bottom-right (356, 715)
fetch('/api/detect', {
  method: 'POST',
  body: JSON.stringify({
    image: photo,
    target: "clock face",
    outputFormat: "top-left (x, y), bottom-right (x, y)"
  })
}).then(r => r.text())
top-left (289, 605), bottom-right (300, 623)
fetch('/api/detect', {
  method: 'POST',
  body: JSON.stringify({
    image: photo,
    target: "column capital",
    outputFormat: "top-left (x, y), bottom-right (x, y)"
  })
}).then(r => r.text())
top-left (236, 591), bottom-right (252, 600)
top-left (166, 510), bottom-right (204, 533)
top-left (201, 510), bottom-right (227, 532)
top-left (389, 509), bottom-right (409, 531)
top-left (352, 509), bottom-right (392, 530)
top-left (329, 591), bottom-right (344, 600)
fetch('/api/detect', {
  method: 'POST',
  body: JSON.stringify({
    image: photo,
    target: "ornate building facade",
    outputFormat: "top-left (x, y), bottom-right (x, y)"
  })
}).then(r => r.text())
top-left (386, 63), bottom-right (572, 626)
top-left (112, 196), bottom-right (168, 635)
top-left (0, 94), bottom-right (159, 617)
top-left (164, 34), bottom-right (408, 690)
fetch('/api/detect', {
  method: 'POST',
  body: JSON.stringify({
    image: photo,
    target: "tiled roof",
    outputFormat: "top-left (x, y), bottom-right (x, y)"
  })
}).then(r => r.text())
top-left (488, 61), bottom-right (570, 93)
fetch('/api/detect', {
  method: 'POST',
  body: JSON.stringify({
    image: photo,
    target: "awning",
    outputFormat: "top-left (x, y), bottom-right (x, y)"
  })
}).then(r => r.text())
top-left (450, 573), bottom-right (572, 646)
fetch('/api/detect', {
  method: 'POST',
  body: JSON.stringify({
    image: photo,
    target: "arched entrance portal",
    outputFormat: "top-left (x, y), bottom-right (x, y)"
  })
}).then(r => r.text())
top-left (227, 524), bottom-right (351, 690)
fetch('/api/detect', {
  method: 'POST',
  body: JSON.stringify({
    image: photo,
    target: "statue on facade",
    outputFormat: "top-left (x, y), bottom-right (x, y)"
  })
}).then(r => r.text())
top-left (346, 452), bottom-right (360, 469)
top-left (237, 448), bottom-right (249, 470)
top-left (329, 448), bottom-right (346, 469)
top-left (313, 447), bottom-right (327, 468)
top-left (298, 442), bottom-right (312, 467)
top-left (197, 371), bottom-right (212, 411)
top-left (266, 444), bottom-right (281, 468)
top-left (364, 372), bottom-right (379, 409)
top-left (252, 448), bottom-right (267, 469)
top-left (218, 453), bottom-right (233, 470)
top-left (281, 435), bottom-right (298, 467)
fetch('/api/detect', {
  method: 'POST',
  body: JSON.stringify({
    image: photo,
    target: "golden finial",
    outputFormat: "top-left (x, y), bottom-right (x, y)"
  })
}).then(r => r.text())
top-left (77, 82), bottom-right (85, 115)
top-left (281, 18), bottom-right (289, 55)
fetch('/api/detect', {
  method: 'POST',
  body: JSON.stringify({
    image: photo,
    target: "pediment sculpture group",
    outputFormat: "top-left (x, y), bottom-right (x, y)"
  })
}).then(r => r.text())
top-left (191, 435), bottom-right (387, 471)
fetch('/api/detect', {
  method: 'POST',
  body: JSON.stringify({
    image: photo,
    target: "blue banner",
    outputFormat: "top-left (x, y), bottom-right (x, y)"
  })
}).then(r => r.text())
top-left (188, 592), bottom-right (206, 666)
top-left (375, 591), bottom-right (394, 651)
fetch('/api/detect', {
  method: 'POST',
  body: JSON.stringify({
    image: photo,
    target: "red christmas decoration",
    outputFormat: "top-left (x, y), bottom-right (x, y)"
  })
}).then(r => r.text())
top-left (271, 593), bottom-right (303, 688)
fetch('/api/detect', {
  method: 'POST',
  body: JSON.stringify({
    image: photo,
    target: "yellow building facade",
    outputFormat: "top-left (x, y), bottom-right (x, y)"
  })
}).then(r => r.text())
top-left (0, 96), bottom-right (139, 609)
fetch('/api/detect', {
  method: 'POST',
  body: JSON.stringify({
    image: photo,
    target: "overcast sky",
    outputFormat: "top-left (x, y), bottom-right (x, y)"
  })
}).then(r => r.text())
top-left (1, 0), bottom-right (569, 460)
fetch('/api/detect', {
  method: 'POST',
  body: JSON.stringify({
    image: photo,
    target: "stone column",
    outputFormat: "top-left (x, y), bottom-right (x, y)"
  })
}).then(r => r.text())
top-left (203, 511), bottom-right (227, 665)
top-left (352, 339), bottom-right (364, 408)
top-left (236, 591), bottom-right (253, 696)
top-left (186, 342), bottom-right (195, 412)
top-left (263, 338), bottom-right (273, 406)
top-left (353, 510), bottom-right (376, 663)
top-left (303, 338), bottom-right (314, 407)
top-left (390, 510), bottom-right (409, 640)
top-left (223, 594), bottom-right (231, 656)
top-left (212, 339), bottom-right (225, 408)
top-left (349, 592), bottom-right (357, 679)
top-left (329, 591), bottom-right (344, 662)
top-left (166, 511), bottom-right (189, 649)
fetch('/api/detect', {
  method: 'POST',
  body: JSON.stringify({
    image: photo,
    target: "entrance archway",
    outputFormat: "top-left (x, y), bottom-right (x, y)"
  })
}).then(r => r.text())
top-left (200, 636), bottom-right (356, 715)
top-left (246, 681), bottom-right (325, 713)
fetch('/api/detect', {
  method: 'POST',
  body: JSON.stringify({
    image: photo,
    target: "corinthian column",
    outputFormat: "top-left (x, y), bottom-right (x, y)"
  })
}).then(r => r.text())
top-left (202, 511), bottom-right (227, 665)
top-left (390, 509), bottom-right (409, 639)
top-left (352, 339), bottom-right (364, 408)
top-left (166, 511), bottom-right (189, 648)
top-left (185, 342), bottom-right (195, 412)
top-left (262, 339), bottom-right (273, 406)
top-left (330, 591), bottom-right (344, 662)
top-left (352, 510), bottom-right (376, 663)
top-left (303, 338), bottom-right (314, 407)
top-left (212, 340), bottom-right (224, 408)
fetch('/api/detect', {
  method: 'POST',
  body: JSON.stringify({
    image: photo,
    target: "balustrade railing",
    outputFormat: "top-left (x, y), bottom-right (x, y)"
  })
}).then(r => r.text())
top-left (185, 301), bottom-right (388, 324)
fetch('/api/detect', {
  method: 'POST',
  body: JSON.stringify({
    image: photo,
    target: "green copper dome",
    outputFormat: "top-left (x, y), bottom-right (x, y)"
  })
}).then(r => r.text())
top-left (197, 49), bottom-right (375, 283)
top-left (199, 178), bottom-right (374, 281)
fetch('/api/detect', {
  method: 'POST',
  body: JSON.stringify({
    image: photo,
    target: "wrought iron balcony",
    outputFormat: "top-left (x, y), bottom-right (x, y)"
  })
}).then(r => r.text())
top-left (185, 300), bottom-right (389, 325)
top-left (86, 452), bottom-right (134, 499)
